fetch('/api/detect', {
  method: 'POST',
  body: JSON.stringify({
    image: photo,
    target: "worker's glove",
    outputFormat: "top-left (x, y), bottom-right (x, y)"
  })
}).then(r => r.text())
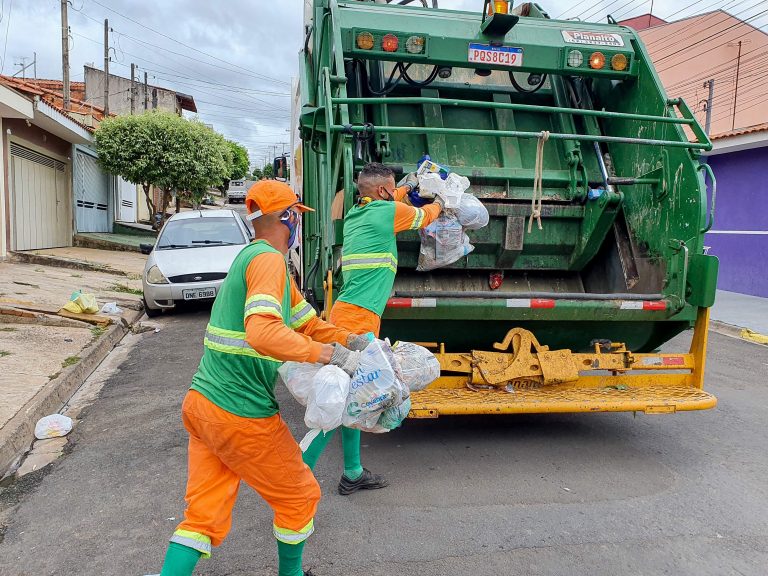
top-left (404, 172), bottom-right (419, 193)
top-left (347, 332), bottom-right (374, 351)
top-left (433, 194), bottom-right (446, 210)
top-left (330, 344), bottom-right (361, 376)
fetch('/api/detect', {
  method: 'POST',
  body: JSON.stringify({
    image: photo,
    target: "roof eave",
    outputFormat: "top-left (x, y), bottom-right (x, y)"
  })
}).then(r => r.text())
top-left (33, 99), bottom-right (93, 145)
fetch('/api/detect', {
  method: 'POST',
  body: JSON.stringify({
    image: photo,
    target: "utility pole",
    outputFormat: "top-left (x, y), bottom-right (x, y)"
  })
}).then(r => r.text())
top-left (144, 72), bottom-right (149, 110)
top-left (103, 19), bottom-right (110, 116)
top-left (703, 79), bottom-right (714, 136)
top-left (130, 63), bottom-right (136, 115)
top-left (731, 40), bottom-right (742, 131)
top-left (61, 0), bottom-right (71, 111)
top-left (648, 0), bottom-right (654, 28)
top-left (34, 51), bottom-right (37, 79)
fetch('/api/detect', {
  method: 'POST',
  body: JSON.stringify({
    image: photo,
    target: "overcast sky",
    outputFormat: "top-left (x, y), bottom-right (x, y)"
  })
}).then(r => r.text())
top-left (1, 0), bottom-right (764, 169)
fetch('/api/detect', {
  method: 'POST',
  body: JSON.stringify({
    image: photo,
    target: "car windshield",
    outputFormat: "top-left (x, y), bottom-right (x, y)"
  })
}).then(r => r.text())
top-left (156, 216), bottom-right (247, 250)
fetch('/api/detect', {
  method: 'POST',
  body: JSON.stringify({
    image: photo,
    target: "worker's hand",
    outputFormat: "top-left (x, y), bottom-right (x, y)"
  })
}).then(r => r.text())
top-left (433, 194), bottom-right (446, 210)
top-left (318, 344), bottom-right (335, 364)
top-left (404, 172), bottom-right (419, 192)
top-left (347, 332), bottom-right (373, 351)
top-left (329, 343), bottom-right (361, 376)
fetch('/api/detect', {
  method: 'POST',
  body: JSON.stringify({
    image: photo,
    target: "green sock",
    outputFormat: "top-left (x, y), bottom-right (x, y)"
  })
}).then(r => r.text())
top-left (159, 542), bottom-right (201, 576)
top-left (277, 539), bottom-right (305, 576)
top-left (341, 426), bottom-right (363, 480)
top-left (301, 428), bottom-right (337, 470)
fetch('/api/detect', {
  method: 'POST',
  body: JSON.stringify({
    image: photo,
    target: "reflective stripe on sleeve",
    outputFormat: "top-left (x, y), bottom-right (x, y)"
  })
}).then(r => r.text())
top-left (410, 208), bottom-right (425, 230)
top-left (244, 293), bottom-right (283, 319)
top-left (203, 324), bottom-right (281, 362)
top-left (290, 301), bottom-right (317, 329)
top-left (273, 519), bottom-right (315, 545)
top-left (170, 529), bottom-right (212, 558)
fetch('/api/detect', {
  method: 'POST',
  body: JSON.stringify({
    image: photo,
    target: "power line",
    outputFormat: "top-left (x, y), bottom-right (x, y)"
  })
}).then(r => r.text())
top-left (85, 0), bottom-right (290, 87)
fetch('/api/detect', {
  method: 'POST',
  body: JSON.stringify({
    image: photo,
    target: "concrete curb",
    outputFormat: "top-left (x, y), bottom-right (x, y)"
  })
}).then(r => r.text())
top-left (710, 320), bottom-right (768, 346)
top-left (74, 234), bottom-right (144, 253)
top-left (11, 251), bottom-right (130, 277)
top-left (0, 308), bottom-right (144, 477)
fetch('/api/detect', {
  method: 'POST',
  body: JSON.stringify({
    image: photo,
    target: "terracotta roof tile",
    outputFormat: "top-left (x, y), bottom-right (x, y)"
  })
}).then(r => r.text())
top-left (711, 122), bottom-right (768, 140)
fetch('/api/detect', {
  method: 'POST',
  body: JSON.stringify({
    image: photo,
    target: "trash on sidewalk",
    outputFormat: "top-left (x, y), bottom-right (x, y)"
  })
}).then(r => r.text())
top-left (34, 414), bottom-right (73, 439)
top-left (100, 302), bottom-right (123, 315)
top-left (62, 291), bottom-right (99, 315)
top-left (132, 321), bottom-right (161, 334)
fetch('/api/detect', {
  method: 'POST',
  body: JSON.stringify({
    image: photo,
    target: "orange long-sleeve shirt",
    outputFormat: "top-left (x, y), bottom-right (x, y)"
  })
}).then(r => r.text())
top-left (243, 251), bottom-right (351, 364)
top-left (392, 185), bottom-right (442, 233)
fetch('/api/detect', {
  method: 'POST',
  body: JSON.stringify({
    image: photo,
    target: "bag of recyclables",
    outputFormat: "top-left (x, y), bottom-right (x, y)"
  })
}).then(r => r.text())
top-left (342, 339), bottom-right (410, 430)
top-left (455, 192), bottom-right (489, 230)
top-left (392, 341), bottom-right (440, 392)
top-left (303, 365), bottom-right (350, 431)
top-left (417, 215), bottom-right (474, 272)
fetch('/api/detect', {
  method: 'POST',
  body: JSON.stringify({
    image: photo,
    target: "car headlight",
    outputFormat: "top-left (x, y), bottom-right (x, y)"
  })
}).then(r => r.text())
top-left (146, 265), bottom-right (169, 285)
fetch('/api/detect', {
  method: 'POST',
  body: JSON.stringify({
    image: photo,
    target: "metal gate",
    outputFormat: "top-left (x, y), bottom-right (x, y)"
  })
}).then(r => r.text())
top-left (74, 148), bottom-right (110, 233)
top-left (117, 177), bottom-right (137, 223)
top-left (9, 142), bottom-right (71, 250)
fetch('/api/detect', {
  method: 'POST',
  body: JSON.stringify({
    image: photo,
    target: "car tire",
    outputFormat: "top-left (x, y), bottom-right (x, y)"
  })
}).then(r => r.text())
top-left (143, 298), bottom-right (162, 318)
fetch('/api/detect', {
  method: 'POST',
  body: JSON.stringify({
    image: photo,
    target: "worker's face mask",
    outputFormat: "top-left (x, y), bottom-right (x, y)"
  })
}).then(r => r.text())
top-left (379, 184), bottom-right (395, 202)
top-left (280, 208), bottom-right (300, 251)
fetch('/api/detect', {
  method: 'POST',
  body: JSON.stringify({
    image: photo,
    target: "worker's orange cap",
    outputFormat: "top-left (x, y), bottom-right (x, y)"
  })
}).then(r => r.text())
top-left (245, 180), bottom-right (314, 221)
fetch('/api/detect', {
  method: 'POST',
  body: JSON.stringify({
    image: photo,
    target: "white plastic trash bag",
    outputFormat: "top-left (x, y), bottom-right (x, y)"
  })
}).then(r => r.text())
top-left (443, 173), bottom-right (470, 209)
top-left (417, 172), bottom-right (445, 200)
top-left (304, 365), bottom-right (350, 431)
top-left (392, 341), bottom-right (441, 392)
top-left (278, 362), bottom-right (323, 406)
top-left (416, 215), bottom-right (474, 272)
top-left (378, 397), bottom-right (412, 430)
top-left (455, 193), bottom-right (489, 230)
top-left (343, 339), bottom-right (409, 428)
top-left (34, 414), bottom-right (73, 439)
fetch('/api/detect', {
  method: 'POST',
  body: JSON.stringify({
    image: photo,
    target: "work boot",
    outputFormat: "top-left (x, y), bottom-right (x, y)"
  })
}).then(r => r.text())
top-left (337, 468), bottom-right (389, 495)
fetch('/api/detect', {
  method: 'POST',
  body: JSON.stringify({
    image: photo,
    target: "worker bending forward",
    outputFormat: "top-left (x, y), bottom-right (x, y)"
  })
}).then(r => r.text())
top-left (155, 181), bottom-right (361, 576)
top-left (302, 162), bottom-right (444, 494)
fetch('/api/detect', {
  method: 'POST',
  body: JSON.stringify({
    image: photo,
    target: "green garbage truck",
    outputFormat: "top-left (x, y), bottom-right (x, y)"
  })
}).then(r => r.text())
top-left (290, 0), bottom-right (719, 417)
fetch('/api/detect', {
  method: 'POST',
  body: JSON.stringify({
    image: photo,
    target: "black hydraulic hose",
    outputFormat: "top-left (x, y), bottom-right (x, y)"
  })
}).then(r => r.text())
top-left (393, 291), bottom-right (663, 300)
top-left (400, 63), bottom-right (440, 88)
top-left (358, 59), bottom-right (404, 96)
top-left (509, 71), bottom-right (547, 94)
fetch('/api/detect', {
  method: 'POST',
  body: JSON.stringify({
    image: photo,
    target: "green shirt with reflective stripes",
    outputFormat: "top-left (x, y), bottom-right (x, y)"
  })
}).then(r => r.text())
top-left (337, 200), bottom-right (398, 317)
top-left (190, 241), bottom-right (291, 418)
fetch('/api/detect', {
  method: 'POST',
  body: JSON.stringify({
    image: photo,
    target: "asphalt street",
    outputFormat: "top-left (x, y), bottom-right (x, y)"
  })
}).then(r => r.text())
top-left (1, 309), bottom-right (767, 576)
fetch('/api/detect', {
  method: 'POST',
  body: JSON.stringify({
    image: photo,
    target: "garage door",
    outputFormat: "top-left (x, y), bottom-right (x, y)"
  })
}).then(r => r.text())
top-left (10, 143), bottom-right (71, 251)
top-left (74, 149), bottom-right (110, 232)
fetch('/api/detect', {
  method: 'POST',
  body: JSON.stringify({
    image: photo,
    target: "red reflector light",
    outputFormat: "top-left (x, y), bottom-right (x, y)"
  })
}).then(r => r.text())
top-left (531, 299), bottom-right (556, 309)
top-left (642, 301), bottom-right (667, 310)
top-left (662, 356), bottom-right (685, 366)
top-left (387, 297), bottom-right (412, 308)
top-left (381, 33), bottom-right (399, 52)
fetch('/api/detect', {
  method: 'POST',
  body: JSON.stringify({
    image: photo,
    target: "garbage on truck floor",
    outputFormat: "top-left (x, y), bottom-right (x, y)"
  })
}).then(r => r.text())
top-left (415, 173), bottom-right (489, 272)
top-left (282, 339), bottom-right (441, 442)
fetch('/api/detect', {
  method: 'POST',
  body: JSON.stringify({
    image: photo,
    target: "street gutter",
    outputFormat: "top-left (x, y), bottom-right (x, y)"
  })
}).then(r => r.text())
top-left (0, 308), bottom-right (144, 477)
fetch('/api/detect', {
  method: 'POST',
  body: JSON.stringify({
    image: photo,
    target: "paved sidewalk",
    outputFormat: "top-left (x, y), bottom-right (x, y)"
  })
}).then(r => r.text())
top-left (0, 252), bottom-right (146, 476)
top-left (712, 290), bottom-right (768, 336)
top-left (14, 246), bottom-right (146, 278)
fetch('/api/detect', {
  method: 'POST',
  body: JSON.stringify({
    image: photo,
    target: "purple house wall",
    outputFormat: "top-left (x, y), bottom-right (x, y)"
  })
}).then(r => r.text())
top-left (704, 146), bottom-right (768, 297)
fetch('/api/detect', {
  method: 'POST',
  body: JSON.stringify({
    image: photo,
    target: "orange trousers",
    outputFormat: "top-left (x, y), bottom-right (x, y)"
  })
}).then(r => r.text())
top-left (176, 390), bottom-right (321, 548)
top-left (329, 301), bottom-right (381, 337)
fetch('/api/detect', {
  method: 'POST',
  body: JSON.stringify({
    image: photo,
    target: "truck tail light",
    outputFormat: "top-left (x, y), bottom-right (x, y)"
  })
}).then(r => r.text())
top-left (381, 33), bottom-right (399, 52)
top-left (356, 32), bottom-right (375, 50)
top-left (589, 51), bottom-right (605, 70)
top-left (611, 53), bottom-right (628, 71)
top-left (406, 35), bottom-right (425, 54)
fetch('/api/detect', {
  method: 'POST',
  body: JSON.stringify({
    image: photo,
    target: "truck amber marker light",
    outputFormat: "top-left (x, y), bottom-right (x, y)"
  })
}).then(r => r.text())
top-left (611, 53), bottom-right (628, 71)
top-left (356, 31), bottom-right (374, 50)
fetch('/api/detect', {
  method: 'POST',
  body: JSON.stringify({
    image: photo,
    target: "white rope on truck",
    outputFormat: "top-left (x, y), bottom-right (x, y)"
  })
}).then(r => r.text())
top-left (528, 130), bottom-right (550, 234)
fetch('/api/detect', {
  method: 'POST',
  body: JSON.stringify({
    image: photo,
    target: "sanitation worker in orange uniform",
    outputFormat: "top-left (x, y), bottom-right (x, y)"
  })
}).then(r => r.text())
top-left (153, 181), bottom-right (363, 576)
top-left (301, 162), bottom-right (444, 494)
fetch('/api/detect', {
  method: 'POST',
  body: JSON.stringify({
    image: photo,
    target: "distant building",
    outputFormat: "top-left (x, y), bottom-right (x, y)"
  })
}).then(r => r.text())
top-left (617, 13), bottom-right (667, 31)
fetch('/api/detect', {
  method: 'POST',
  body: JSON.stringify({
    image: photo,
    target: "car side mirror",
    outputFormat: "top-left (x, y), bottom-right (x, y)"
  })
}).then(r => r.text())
top-left (140, 243), bottom-right (154, 255)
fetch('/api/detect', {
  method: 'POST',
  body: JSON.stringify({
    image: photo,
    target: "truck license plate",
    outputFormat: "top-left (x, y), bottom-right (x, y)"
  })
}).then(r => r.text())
top-left (468, 43), bottom-right (522, 67)
top-left (183, 287), bottom-right (216, 300)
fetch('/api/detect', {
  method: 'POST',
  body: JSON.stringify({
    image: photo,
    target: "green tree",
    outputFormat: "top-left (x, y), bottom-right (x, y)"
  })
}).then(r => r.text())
top-left (252, 166), bottom-right (263, 180)
top-left (262, 162), bottom-right (274, 179)
top-left (95, 112), bottom-right (233, 224)
top-left (227, 141), bottom-right (250, 181)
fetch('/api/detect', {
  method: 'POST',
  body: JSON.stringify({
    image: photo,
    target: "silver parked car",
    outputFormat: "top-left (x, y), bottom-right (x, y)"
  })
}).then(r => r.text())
top-left (141, 210), bottom-right (252, 317)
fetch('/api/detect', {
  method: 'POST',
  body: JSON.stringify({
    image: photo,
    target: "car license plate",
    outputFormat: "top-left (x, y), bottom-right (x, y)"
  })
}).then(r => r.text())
top-left (468, 43), bottom-right (522, 67)
top-left (183, 287), bottom-right (216, 300)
